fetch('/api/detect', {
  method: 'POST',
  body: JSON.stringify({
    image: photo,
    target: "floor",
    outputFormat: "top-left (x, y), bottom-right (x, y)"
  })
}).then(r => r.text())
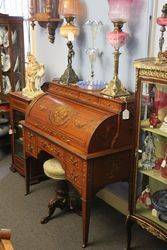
top-left (0, 153), bottom-right (166, 250)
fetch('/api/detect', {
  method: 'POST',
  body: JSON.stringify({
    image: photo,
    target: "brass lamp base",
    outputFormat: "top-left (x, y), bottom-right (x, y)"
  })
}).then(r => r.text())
top-left (101, 77), bottom-right (130, 98)
top-left (60, 66), bottom-right (79, 85)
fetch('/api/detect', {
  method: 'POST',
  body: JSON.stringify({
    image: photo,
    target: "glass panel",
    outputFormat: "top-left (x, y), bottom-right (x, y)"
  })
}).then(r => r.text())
top-left (135, 81), bottom-right (167, 231)
top-left (52, 0), bottom-right (59, 17)
top-left (13, 110), bottom-right (25, 159)
top-left (0, 24), bottom-right (11, 96)
top-left (37, 0), bottom-right (46, 13)
top-left (10, 24), bottom-right (25, 91)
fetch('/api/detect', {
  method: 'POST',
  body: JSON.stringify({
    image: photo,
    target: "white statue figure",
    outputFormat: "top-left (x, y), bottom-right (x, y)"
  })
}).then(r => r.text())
top-left (22, 53), bottom-right (45, 99)
top-left (160, 115), bottom-right (167, 134)
top-left (139, 132), bottom-right (156, 170)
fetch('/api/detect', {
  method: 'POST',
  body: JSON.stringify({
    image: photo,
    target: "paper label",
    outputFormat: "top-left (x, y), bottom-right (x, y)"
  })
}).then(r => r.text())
top-left (122, 109), bottom-right (130, 120)
top-left (161, 159), bottom-right (166, 168)
top-left (68, 32), bottom-right (74, 41)
top-left (9, 129), bottom-right (13, 135)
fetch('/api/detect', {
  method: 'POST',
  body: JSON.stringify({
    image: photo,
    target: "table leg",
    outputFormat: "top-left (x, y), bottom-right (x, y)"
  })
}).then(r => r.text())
top-left (126, 215), bottom-right (132, 250)
top-left (82, 199), bottom-right (91, 248)
top-left (25, 158), bottom-right (31, 195)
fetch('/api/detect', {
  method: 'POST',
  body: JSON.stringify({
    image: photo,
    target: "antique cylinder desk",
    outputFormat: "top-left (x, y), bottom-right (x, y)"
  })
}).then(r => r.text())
top-left (22, 80), bottom-right (135, 247)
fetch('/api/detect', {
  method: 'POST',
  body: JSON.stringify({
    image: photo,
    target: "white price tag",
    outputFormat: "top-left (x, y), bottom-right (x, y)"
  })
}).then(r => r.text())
top-left (9, 129), bottom-right (13, 135)
top-left (68, 32), bottom-right (74, 41)
top-left (122, 109), bottom-right (130, 120)
top-left (161, 159), bottom-right (166, 168)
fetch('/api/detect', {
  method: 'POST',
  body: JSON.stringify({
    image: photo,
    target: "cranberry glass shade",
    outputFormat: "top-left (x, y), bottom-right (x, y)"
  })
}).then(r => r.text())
top-left (157, 17), bottom-right (167, 26)
top-left (107, 31), bottom-right (128, 49)
top-left (108, 0), bottom-right (133, 22)
top-left (58, 0), bottom-right (78, 17)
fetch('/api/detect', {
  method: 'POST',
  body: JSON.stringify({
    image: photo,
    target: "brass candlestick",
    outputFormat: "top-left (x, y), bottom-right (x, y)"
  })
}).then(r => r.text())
top-left (102, 21), bottom-right (130, 98)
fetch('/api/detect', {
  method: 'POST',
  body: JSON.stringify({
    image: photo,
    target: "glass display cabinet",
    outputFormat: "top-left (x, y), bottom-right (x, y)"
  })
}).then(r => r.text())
top-left (127, 58), bottom-right (167, 249)
top-left (0, 13), bottom-right (25, 148)
top-left (9, 88), bottom-right (48, 181)
top-left (0, 13), bottom-right (25, 103)
top-left (9, 92), bottom-right (31, 176)
top-left (13, 110), bottom-right (25, 159)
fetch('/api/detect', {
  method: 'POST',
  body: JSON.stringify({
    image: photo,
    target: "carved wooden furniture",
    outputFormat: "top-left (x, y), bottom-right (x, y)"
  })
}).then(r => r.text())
top-left (9, 92), bottom-right (44, 182)
top-left (126, 58), bottom-right (167, 249)
top-left (22, 80), bottom-right (135, 247)
top-left (0, 103), bottom-right (10, 150)
top-left (9, 83), bottom-right (50, 177)
top-left (41, 158), bottom-right (75, 224)
top-left (9, 92), bottom-right (31, 175)
top-left (0, 13), bottom-right (25, 149)
top-left (0, 14), bottom-right (25, 103)
top-left (0, 229), bottom-right (14, 250)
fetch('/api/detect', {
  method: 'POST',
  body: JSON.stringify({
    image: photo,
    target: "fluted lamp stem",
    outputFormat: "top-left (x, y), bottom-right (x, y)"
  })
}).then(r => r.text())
top-left (102, 21), bottom-right (130, 98)
top-left (102, 48), bottom-right (129, 97)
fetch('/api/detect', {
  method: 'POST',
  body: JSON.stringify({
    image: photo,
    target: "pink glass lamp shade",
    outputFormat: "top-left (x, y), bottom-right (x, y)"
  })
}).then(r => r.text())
top-left (108, 0), bottom-right (133, 22)
top-left (107, 31), bottom-right (129, 50)
top-left (58, 0), bottom-right (79, 17)
top-left (157, 17), bottom-right (167, 26)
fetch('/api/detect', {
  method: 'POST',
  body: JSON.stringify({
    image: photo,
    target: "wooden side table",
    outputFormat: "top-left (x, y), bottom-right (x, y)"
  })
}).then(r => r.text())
top-left (9, 92), bottom-right (31, 175)
top-left (9, 92), bottom-right (45, 182)
top-left (9, 83), bottom-right (50, 179)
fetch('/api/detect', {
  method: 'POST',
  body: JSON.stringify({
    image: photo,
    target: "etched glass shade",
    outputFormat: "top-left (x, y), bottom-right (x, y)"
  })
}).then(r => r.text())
top-left (58, 0), bottom-right (79, 17)
top-left (157, 3), bottom-right (167, 26)
top-left (108, 0), bottom-right (133, 22)
top-left (107, 31), bottom-right (128, 50)
top-left (36, 0), bottom-right (45, 13)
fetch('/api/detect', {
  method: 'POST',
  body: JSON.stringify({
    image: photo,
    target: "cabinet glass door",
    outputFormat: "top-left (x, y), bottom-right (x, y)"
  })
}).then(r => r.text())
top-left (13, 110), bottom-right (24, 159)
top-left (10, 23), bottom-right (25, 92)
top-left (135, 81), bottom-right (167, 230)
top-left (0, 23), bottom-right (11, 101)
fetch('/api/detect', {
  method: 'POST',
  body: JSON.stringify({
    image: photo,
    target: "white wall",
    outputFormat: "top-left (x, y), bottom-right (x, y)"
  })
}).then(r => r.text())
top-left (33, 0), bottom-right (152, 92)
top-left (151, 0), bottom-right (167, 57)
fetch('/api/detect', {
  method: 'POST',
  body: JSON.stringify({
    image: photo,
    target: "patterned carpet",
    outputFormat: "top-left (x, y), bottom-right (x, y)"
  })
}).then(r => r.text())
top-left (0, 156), bottom-right (166, 250)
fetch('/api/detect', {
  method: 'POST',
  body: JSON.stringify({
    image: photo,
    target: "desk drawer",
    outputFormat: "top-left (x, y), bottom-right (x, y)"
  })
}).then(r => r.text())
top-left (25, 130), bottom-right (37, 157)
top-left (65, 153), bottom-right (83, 192)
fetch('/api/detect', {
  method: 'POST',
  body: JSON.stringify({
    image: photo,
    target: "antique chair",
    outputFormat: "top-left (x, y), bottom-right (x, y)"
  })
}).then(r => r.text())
top-left (41, 158), bottom-right (78, 224)
top-left (0, 229), bottom-right (14, 250)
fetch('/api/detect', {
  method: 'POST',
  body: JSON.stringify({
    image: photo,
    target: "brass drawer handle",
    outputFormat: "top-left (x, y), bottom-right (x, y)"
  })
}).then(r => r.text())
top-left (74, 176), bottom-right (77, 182)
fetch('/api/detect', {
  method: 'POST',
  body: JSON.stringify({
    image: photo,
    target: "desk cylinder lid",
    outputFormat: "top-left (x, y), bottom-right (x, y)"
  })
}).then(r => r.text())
top-left (25, 92), bottom-right (117, 154)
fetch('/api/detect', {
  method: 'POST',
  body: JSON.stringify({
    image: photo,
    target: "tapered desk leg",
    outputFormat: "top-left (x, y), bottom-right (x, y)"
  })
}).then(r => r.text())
top-left (25, 158), bottom-right (31, 195)
top-left (126, 215), bottom-right (132, 250)
top-left (82, 200), bottom-right (91, 248)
